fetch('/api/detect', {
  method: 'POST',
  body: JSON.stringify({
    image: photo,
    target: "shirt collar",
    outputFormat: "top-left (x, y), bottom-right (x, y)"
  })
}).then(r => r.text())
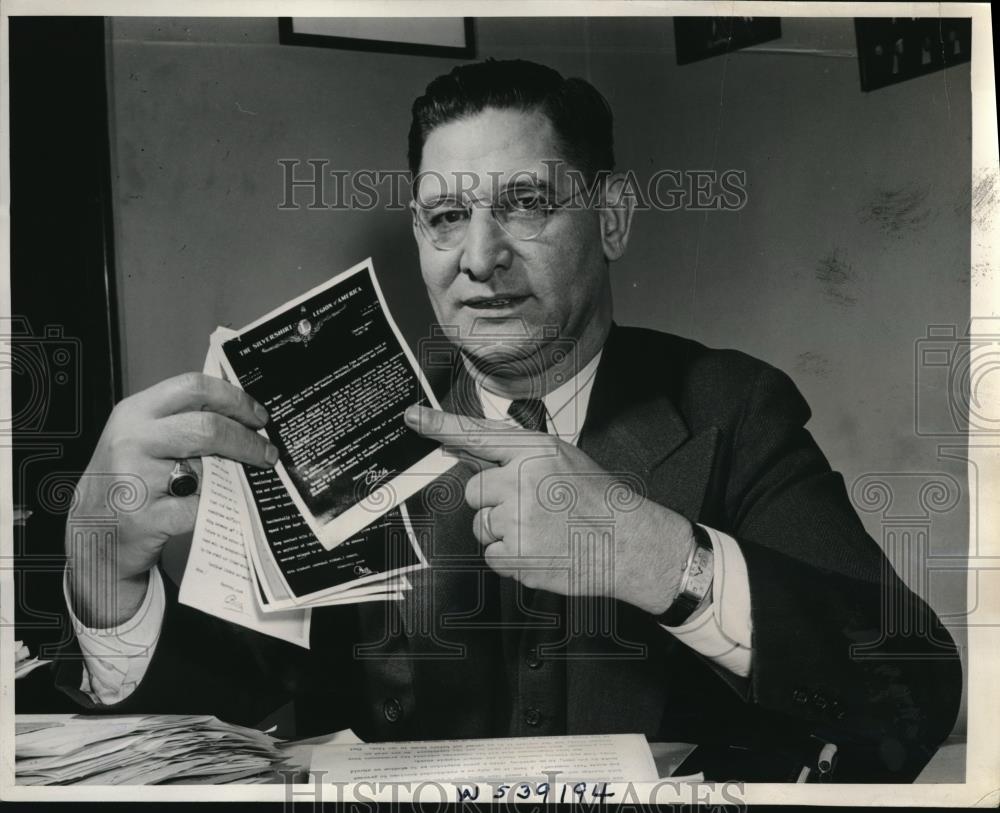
top-left (472, 349), bottom-right (603, 445)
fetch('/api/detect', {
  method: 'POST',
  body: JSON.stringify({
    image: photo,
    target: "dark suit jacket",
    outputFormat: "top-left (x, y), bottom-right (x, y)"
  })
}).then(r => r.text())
top-left (55, 325), bottom-right (962, 782)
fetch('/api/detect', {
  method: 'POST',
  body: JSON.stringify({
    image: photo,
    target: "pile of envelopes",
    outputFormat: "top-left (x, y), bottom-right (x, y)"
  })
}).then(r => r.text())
top-left (15, 714), bottom-right (283, 785)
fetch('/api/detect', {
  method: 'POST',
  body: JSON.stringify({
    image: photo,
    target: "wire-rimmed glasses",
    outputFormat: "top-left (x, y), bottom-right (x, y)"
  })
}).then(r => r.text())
top-left (413, 183), bottom-right (580, 250)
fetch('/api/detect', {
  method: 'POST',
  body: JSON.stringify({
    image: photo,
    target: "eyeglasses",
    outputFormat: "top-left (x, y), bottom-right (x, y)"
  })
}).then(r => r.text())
top-left (413, 184), bottom-right (579, 250)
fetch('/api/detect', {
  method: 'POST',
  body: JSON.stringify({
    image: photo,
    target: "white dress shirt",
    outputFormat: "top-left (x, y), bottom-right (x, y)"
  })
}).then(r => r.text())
top-left (63, 564), bottom-right (166, 704)
top-left (68, 347), bottom-right (753, 705)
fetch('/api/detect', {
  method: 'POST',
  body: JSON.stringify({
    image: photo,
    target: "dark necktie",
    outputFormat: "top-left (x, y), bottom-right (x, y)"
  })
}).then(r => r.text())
top-left (500, 397), bottom-right (566, 735)
top-left (502, 397), bottom-right (549, 622)
top-left (507, 398), bottom-right (548, 433)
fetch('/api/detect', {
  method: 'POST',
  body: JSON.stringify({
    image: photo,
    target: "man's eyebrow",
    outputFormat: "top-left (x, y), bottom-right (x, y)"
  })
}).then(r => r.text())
top-left (501, 177), bottom-right (555, 192)
top-left (414, 177), bottom-right (557, 206)
top-left (415, 191), bottom-right (464, 208)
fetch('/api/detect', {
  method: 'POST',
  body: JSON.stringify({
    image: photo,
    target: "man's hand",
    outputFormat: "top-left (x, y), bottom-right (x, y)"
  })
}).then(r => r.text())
top-left (67, 373), bottom-right (278, 628)
top-left (405, 405), bottom-right (695, 614)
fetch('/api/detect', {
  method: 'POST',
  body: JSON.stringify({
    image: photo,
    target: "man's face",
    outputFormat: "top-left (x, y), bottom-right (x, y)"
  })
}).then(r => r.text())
top-left (412, 107), bottom-right (613, 381)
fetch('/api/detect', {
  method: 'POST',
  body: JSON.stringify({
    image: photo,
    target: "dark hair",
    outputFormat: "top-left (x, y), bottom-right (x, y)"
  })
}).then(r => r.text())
top-left (407, 59), bottom-right (614, 184)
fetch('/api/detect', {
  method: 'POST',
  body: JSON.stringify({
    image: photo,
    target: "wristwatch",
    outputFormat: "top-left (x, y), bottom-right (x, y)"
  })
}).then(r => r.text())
top-left (657, 523), bottom-right (714, 627)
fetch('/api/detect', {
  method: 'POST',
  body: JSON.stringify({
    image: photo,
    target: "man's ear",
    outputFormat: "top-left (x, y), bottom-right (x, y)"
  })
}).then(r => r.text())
top-left (599, 174), bottom-right (635, 262)
top-left (409, 200), bottom-right (422, 241)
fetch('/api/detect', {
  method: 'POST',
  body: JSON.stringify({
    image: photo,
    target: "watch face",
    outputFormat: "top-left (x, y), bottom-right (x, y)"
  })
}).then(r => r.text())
top-left (686, 547), bottom-right (714, 601)
top-left (658, 540), bottom-right (715, 627)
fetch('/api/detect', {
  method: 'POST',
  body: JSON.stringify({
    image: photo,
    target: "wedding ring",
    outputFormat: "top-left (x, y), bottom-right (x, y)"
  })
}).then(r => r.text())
top-left (482, 506), bottom-right (499, 542)
top-left (167, 459), bottom-right (199, 497)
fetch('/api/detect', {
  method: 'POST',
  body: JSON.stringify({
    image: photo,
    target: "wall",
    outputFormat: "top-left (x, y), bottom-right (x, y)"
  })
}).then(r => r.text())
top-left (105, 16), bottom-right (971, 727)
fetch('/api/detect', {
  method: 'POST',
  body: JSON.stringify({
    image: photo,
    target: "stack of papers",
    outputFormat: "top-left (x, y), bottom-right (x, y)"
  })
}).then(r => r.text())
top-left (179, 259), bottom-right (455, 649)
top-left (15, 714), bottom-right (283, 785)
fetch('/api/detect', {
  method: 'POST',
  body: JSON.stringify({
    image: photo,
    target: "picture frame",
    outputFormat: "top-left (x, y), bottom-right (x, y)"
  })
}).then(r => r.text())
top-left (854, 17), bottom-right (972, 92)
top-left (674, 16), bottom-right (781, 65)
top-left (278, 17), bottom-right (476, 59)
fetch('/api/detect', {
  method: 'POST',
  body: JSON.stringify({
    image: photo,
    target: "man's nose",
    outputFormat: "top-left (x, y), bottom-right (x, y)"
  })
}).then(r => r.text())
top-left (458, 208), bottom-right (512, 282)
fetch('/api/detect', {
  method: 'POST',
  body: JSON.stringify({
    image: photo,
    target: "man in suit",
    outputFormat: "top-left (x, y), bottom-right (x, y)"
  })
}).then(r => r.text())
top-left (58, 59), bottom-right (961, 782)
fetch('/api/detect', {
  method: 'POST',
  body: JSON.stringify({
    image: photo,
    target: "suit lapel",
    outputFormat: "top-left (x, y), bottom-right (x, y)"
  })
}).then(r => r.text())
top-left (579, 324), bottom-right (716, 520)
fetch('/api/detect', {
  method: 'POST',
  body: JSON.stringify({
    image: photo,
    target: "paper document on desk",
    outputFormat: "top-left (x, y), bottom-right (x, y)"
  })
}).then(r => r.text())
top-left (15, 714), bottom-right (282, 785)
top-left (310, 733), bottom-right (660, 783)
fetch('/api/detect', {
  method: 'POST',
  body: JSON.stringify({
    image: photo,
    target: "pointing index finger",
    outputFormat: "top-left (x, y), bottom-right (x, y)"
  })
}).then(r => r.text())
top-left (404, 405), bottom-right (548, 465)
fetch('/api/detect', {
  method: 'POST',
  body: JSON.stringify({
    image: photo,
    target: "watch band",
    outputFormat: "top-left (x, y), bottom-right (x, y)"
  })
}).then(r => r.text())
top-left (657, 523), bottom-right (714, 627)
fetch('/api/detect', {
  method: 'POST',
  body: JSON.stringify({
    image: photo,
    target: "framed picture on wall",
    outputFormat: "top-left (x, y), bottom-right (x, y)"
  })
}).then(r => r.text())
top-left (854, 17), bottom-right (972, 92)
top-left (674, 16), bottom-right (781, 64)
top-left (278, 17), bottom-right (475, 59)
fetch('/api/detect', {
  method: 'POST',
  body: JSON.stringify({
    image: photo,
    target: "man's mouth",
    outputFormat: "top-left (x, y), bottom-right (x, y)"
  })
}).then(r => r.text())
top-left (462, 294), bottom-right (530, 310)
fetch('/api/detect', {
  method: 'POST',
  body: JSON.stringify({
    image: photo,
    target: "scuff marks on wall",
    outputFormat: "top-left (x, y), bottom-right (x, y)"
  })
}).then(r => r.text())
top-left (859, 184), bottom-right (933, 237)
top-left (794, 350), bottom-right (831, 378)
top-left (816, 248), bottom-right (858, 306)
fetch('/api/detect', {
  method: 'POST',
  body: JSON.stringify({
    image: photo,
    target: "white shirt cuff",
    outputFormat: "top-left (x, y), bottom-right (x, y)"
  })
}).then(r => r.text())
top-left (63, 566), bottom-right (165, 704)
top-left (659, 525), bottom-right (753, 678)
